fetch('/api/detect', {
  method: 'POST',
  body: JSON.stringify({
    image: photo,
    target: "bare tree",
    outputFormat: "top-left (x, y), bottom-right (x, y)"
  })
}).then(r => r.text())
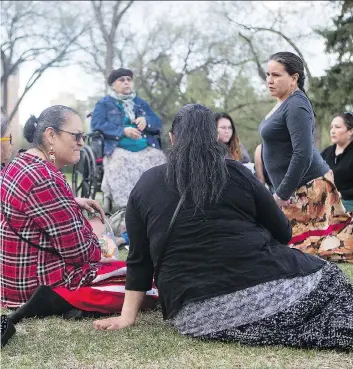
top-left (219, 1), bottom-right (319, 83)
top-left (125, 19), bottom-right (263, 138)
top-left (219, 1), bottom-right (327, 145)
top-left (77, 1), bottom-right (134, 92)
top-left (1, 1), bottom-right (87, 122)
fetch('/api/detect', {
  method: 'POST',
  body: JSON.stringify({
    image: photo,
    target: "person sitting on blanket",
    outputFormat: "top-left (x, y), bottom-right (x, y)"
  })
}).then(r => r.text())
top-left (0, 105), bottom-right (156, 322)
top-left (90, 67), bottom-right (166, 209)
top-left (93, 104), bottom-right (353, 350)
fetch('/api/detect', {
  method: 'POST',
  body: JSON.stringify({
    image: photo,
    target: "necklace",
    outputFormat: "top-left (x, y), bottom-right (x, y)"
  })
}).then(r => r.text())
top-left (27, 148), bottom-right (48, 162)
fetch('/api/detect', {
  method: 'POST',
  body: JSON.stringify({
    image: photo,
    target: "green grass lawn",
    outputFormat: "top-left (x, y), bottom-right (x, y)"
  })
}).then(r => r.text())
top-left (2, 261), bottom-right (353, 369)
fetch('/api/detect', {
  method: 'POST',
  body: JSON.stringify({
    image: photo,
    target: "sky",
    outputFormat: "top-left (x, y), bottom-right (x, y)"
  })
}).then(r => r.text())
top-left (17, 1), bottom-right (336, 125)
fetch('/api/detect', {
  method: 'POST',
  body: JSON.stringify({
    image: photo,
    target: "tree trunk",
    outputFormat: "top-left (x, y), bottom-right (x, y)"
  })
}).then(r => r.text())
top-left (2, 78), bottom-right (8, 113)
top-left (104, 38), bottom-right (114, 93)
top-left (1, 56), bottom-right (9, 111)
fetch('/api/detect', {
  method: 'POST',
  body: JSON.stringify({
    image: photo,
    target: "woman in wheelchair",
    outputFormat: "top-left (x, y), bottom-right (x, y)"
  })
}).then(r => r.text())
top-left (91, 68), bottom-right (166, 209)
top-left (0, 105), bottom-right (156, 321)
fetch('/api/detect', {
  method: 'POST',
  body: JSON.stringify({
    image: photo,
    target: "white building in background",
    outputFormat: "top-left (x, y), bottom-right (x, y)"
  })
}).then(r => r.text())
top-left (50, 92), bottom-right (94, 133)
top-left (50, 92), bottom-right (78, 108)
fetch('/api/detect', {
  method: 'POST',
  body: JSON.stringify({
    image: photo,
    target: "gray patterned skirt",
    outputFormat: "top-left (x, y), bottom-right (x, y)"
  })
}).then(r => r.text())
top-left (172, 263), bottom-right (353, 350)
top-left (102, 147), bottom-right (166, 208)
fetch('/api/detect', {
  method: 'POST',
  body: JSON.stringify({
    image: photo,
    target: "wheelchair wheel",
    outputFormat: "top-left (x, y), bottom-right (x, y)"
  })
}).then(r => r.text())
top-left (72, 146), bottom-right (97, 199)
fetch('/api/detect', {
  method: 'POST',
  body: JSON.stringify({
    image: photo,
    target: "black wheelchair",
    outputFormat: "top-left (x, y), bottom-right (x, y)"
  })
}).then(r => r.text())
top-left (71, 130), bottom-right (113, 201)
top-left (71, 114), bottom-right (163, 213)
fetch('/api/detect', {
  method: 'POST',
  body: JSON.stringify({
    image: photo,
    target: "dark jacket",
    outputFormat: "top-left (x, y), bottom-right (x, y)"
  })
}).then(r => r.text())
top-left (321, 141), bottom-right (353, 200)
top-left (125, 160), bottom-right (325, 319)
top-left (91, 95), bottom-right (162, 156)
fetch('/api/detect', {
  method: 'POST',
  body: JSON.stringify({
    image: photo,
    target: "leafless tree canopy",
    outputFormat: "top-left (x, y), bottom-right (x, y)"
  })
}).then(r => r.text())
top-left (1, 1), bottom-right (87, 122)
top-left (1, 1), bottom-right (347, 152)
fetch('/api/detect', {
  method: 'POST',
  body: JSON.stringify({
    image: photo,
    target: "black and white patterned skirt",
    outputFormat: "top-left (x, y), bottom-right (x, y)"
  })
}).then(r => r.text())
top-left (174, 263), bottom-right (353, 350)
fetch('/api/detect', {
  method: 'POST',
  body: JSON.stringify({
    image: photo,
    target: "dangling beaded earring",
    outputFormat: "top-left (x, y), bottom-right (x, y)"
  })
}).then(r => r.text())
top-left (48, 147), bottom-right (56, 164)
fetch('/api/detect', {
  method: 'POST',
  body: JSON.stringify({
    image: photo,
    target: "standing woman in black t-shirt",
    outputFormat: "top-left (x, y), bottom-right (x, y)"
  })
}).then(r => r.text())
top-left (321, 112), bottom-right (353, 212)
top-left (259, 51), bottom-right (353, 262)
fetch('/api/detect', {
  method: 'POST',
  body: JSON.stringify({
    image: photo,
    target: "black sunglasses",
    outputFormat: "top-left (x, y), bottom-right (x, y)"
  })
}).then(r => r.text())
top-left (57, 129), bottom-right (87, 143)
top-left (344, 111), bottom-right (353, 118)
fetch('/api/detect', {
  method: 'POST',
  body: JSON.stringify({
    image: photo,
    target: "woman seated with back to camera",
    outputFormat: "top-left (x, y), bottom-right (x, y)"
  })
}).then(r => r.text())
top-left (0, 105), bottom-right (156, 322)
top-left (94, 104), bottom-right (352, 350)
top-left (91, 68), bottom-right (166, 210)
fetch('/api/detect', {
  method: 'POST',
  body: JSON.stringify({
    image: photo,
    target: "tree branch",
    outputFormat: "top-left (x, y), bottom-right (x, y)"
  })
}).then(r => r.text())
top-left (7, 27), bottom-right (86, 122)
top-left (91, 0), bottom-right (109, 42)
top-left (233, 19), bottom-right (313, 81)
top-left (227, 99), bottom-right (272, 114)
top-left (238, 32), bottom-right (267, 81)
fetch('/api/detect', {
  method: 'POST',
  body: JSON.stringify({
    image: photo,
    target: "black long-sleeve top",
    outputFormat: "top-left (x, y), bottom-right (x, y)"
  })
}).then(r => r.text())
top-left (125, 160), bottom-right (325, 319)
top-left (321, 141), bottom-right (353, 200)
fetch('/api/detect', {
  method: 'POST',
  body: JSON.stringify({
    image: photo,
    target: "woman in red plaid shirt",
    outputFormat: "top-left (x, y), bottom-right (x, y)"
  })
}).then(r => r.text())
top-left (0, 105), bottom-right (157, 321)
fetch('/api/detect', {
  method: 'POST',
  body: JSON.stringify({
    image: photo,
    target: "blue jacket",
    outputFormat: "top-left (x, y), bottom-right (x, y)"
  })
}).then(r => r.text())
top-left (91, 95), bottom-right (162, 156)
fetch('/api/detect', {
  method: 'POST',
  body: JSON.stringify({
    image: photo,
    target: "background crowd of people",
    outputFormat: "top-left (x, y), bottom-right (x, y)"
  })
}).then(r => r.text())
top-left (1, 51), bottom-right (352, 350)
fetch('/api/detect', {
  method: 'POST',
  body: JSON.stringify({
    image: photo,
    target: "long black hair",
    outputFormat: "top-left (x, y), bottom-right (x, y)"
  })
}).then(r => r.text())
top-left (166, 104), bottom-right (229, 209)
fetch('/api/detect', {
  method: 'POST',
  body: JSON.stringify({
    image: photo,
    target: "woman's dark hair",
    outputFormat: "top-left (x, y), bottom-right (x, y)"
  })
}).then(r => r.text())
top-left (269, 51), bottom-right (306, 92)
top-left (334, 112), bottom-right (353, 130)
top-left (214, 112), bottom-right (243, 161)
top-left (23, 105), bottom-right (79, 146)
top-left (167, 104), bottom-right (229, 210)
top-left (1, 112), bottom-right (10, 138)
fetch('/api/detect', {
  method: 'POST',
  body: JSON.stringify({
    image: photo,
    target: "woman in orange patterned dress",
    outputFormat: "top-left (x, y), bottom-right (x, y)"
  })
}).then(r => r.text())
top-left (259, 52), bottom-right (353, 262)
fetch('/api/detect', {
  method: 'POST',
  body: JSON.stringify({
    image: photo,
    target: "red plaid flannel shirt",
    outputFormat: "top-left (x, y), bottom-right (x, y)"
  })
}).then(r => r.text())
top-left (0, 153), bottom-right (101, 307)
